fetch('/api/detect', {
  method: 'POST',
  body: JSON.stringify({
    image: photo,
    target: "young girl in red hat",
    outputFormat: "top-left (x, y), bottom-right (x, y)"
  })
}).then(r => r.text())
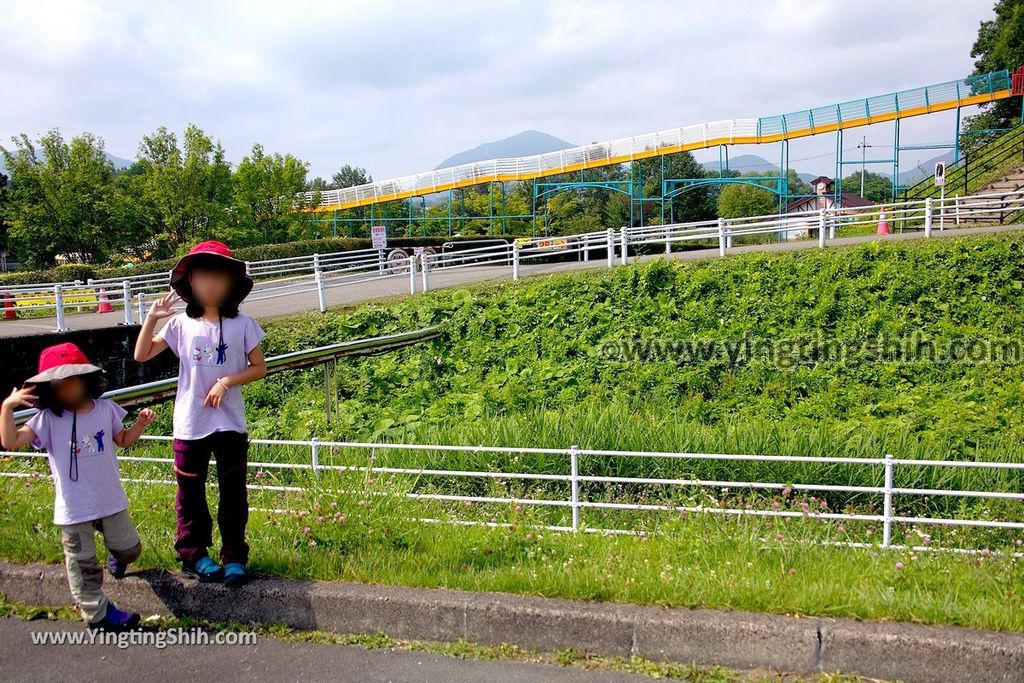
top-left (134, 240), bottom-right (267, 587)
top-left (0, 342), bottom-right (157, 630)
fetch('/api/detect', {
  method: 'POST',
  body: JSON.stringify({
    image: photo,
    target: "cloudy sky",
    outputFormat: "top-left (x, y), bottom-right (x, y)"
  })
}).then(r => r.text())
top-left (0, 1), bottom-right (998, 180)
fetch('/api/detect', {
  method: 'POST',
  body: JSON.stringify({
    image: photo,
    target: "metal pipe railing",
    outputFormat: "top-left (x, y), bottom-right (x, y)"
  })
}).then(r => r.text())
top-left (2, 437), bottom-right (1021, 553)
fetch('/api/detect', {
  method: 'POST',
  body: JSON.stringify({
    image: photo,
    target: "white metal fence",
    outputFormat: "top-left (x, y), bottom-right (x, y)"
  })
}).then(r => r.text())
top-left (2, 436), bottom-right (1022, 554)
top-left (4, 189), bottom-right (1024, 332)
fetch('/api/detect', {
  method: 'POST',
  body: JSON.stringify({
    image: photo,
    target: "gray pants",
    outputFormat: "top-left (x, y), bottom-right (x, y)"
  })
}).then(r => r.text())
top-left (60, 509), bottom-right (142, 623)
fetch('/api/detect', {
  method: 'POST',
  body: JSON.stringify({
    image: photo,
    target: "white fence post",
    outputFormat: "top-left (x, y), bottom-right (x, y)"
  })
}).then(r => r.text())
top-left (408, 255), bottom-right (416, 294)
top-left (818, 209), bottom-right (826, 248)
top-left (136, 292), bottom-right (146, 326)
top-left (954, 194), bottom-right (961, 226)
top-left (377, 248), bottom-right (385, 274)
top-left (882, 453), bottom-right (894, 548)
top-left (570, 444), bottom-right (580, 532)
top-left (665, 226), bottom-right (672, 255)
top-left (314, 253), bottom-right (327, 313)
top-left (512, 242), bottom-right (520, 280)
top-left (420, 253), bottom-right (429, 292)
top-left (827, 208), bottom-right (836, 240)
top-left (53, 284), bottom-right (67, 332)
top-left (582, 234), bottom-right (589, 262)
top-left (606, 228), bottom-right (615, 268)
top-left (619, 226), bottom-right (628, 265)
top-left (121, 279), bottom-right (134, 326)
top-left (718, 218), bottom-right (727, 257)
top-left (924, 198), bottom-right (933, 238)
top-left (311, 437), bottom-right (320, 478)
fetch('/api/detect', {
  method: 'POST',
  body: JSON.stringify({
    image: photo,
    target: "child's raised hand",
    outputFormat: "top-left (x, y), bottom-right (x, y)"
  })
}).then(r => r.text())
top-left (136, 408), bottom-right (157, 427)
top-left (2, 386), bottom-right (37, 410)
top-left (148, 292), bottom-right (181, 320)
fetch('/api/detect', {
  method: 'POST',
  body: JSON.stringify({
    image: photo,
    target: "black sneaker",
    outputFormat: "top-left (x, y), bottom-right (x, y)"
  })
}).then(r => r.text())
top-left (182, 555), bottom-right (224, 583)
top-left (87, 602), bottom-right (141, 632)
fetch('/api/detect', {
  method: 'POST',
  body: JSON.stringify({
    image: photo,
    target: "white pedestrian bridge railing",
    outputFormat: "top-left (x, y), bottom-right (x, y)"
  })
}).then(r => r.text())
top-left (3, 188), bottom-right (1023, 332)
top-left (2, 436), bottom-right (1022, 555)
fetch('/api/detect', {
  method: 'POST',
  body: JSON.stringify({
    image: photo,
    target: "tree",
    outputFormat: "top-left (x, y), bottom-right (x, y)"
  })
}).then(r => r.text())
top-left (840, 171), bottom-right (893, 203)
top-left (231, 144), bottom-right (310, 245)
top-left (717, 183), bottom-right (776, 219)
top-left (134, 125), bottom-right (233, 254)
top-left (785, 169), bottom-right (812, 199)
top-left (965, 0), bottom-right (1024, 133)
top-left (0, 172), bottom-right (9, 259)
top-left (306, 177), bottom-right (329, 192)
top-left (329, 164), bottom-right (372, 189)
top-left (0, 130), bottom-right (119, 265)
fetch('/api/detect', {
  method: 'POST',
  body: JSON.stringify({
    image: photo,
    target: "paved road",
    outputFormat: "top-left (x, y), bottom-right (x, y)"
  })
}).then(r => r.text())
top-left (3, 223), bottom-right (1021, 338)
top-left (0, 617), bottom-right (647, 683)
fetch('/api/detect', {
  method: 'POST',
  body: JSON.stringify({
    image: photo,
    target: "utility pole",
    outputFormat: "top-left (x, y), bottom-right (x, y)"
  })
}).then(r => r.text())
top-left (857, 135), bottom-right (872, 198)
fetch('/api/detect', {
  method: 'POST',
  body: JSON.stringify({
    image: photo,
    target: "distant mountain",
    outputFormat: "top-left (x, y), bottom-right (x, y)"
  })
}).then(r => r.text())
top-left (106, 152), bottom-right (133, 170)
top-left (896, 151), bottom-right (955, 187)
top-left (435, 130), bottom-right (575, 170)
top-left (701, 154), bottom-right (816, 183)
top-left (0, 151), bottom-right (133, 176)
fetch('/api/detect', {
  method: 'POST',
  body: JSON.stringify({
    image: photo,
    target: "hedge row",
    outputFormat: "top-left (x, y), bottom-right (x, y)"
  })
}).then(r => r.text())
top-left (0, 235), bottom-right (521, 287)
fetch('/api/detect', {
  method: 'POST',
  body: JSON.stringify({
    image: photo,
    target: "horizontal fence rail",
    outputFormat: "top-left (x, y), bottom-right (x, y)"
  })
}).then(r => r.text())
top-left (10, 326), bottom-right (439, 421)
top-left (4, 188), bottom-right (1024, 332)
top-left (1, 437), bottom-right (1021, 554)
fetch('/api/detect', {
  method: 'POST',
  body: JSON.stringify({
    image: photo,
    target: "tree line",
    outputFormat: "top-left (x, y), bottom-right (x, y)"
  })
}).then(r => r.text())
top-left (0, 126), bottom-right (348, 266)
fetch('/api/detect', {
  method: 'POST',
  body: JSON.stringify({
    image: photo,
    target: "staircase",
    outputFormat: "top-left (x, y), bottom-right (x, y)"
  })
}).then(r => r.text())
top-left (903, 124), bottom-right (1024, 227)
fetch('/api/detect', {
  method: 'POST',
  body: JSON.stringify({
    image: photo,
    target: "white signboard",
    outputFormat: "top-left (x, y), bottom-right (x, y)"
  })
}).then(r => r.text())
top-left (934, 162), bottom-right (946, 187)
top-left (371, 225), bottom-right (387, 250)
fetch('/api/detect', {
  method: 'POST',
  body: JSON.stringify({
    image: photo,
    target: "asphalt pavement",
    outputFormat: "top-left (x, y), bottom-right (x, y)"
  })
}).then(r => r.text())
top-left (0, 617), bottom-right (650, 683)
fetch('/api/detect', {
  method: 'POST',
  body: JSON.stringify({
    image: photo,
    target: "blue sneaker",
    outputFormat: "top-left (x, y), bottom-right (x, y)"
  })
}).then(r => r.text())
top-left (107, 555), bottom-right (128, 580)
top-left (182, 555), bottom-right (224, 583)
top-left (223, 562), bottom-right (248, 588)
top-left (87, 602), bottom-right (141, 631)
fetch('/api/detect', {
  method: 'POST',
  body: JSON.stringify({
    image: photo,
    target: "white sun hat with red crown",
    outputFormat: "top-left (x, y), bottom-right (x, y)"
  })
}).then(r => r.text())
top-left (169, 240), bottom-right (254, 304)
top-left (25, 343), bottom-right (103, 384)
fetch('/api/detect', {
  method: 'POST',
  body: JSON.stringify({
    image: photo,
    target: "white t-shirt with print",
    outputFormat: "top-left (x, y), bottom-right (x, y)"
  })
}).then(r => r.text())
top-left (157, 312), bottom-right (265, 440)
top-left (27, 398), bottom-right (129, 526)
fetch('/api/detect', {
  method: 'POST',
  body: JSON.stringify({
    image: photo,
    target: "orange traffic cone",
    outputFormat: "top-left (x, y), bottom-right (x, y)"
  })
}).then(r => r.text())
top-left (3, 292), bottom-right (15, 319)
top-left (97, 286), bottom-right (113, 313)
top-left (876, 208), bottom-right (891, 235)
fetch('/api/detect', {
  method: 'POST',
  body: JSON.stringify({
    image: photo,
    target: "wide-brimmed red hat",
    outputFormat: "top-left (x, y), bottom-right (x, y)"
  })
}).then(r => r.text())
top-left (169, 240), bottom-right (253, 304)
top-left (25, 343), bottom-right (102, 384)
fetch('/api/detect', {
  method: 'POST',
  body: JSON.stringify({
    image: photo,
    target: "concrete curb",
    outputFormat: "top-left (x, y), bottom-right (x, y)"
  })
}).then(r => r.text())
top-left (1, 561), bottom-right (1022, 682)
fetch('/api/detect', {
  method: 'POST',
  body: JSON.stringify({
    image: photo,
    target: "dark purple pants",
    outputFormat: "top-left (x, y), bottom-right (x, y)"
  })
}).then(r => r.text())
top-left (172, 431), bottom-right (249, 565)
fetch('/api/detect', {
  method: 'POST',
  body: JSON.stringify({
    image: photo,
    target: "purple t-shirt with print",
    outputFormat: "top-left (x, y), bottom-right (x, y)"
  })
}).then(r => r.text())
top-left (157, 312), bottom-right (265, 440)
top-left (27, 398), bottom-right (129, 526)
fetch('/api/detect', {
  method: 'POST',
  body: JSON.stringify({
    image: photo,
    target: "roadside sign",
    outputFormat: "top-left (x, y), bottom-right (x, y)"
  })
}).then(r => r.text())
top-left (371, 225), bottom-right (387, 250)
top-left (934, 162), bottom-right (946, 187)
